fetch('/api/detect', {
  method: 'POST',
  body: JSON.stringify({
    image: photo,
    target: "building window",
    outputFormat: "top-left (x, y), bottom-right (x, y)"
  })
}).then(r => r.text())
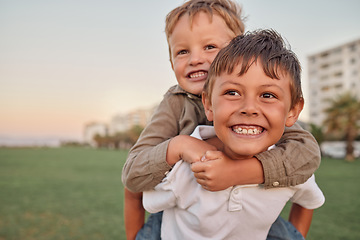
top-left (334, 83), bottom-right (343, 89)
top-left (349, 44), bottom-right (356, 51)
top-left (334, 71), bottom-right (343, 77)
top-left (321, 63), bottom-right (329, 69)
top-left (321, 86), bottom-right (330, 91)
top-left (320, 52), bottom-right (329, 58)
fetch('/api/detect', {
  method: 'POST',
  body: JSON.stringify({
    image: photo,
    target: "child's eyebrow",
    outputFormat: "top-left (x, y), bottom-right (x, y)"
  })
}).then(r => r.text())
top-left (218, 80), bottom-right (242, 88)
top-left (258, 84), bottom-right (285, 93)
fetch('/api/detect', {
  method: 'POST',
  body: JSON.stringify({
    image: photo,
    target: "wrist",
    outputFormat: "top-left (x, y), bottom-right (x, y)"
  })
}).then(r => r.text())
top-left (232, 157), bottom-right (264, 185)
top-left (166, 135), bottom-right (188, 166)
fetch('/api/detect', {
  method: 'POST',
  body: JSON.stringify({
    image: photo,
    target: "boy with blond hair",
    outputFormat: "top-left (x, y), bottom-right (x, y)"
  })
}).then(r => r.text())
top-left (143, 29), bottom-right (325, 240)
top-left (123, 0), bottom-right (321, 239)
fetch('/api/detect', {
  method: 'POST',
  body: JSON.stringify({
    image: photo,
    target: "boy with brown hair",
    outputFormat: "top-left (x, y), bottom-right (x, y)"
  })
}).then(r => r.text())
top-left (143, 28), bottom-right (325, 240)
top-left (123, 0), bottom-right (321, 239)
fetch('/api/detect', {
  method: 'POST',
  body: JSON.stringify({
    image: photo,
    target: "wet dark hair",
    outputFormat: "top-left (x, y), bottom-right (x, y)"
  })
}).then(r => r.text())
top-left (204, 29), bottom-right (303, 109)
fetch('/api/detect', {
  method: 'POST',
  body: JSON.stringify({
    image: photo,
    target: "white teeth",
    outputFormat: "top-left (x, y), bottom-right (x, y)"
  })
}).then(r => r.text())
top-left (232, 126), bottom-right (263, 135)
top-left (189, 72), bottom-right (205, 78)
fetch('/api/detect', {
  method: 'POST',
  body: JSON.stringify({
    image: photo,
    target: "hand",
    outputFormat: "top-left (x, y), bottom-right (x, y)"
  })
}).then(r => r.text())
top-left (167, 135), bottom-right (217, 165)
top-left (191, 150), bottom-right (236, 191)
top-left (191, 151), bottom-right (264, 191)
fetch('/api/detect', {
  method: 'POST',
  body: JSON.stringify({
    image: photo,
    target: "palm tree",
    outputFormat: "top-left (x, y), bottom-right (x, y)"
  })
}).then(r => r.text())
top-left (309, 123), bottom-right (325, 146)
top-left (323, 92), bottom-right (360, 161)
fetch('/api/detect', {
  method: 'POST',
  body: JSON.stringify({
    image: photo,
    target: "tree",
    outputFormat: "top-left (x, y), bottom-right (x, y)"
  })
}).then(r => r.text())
top-left (323, 92), bottom-right (360, 161)
top-left (309, 123), bottom-right (325, 146)
top-left (126, 125), bottom-right (144, 146)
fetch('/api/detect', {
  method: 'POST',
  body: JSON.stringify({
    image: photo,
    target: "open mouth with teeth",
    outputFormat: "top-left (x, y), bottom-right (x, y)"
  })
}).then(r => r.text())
top-left (232, 125), bottom-right (264, 135)
top-left (188, 71), bottom-right (207, 79)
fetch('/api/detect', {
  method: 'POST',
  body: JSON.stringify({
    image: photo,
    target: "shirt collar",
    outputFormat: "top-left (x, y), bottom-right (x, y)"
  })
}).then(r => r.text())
top-left (170, 85), bottom-right (202, 100)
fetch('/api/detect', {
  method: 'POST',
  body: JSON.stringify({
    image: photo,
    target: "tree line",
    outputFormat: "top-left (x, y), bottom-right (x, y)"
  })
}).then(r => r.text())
top-left (92, 125), bottom-right (144, 150)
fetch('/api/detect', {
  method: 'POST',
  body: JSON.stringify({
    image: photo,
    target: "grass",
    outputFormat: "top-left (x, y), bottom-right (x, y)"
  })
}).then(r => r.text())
top-left (0, 148), bottom-right (127, 240)
top-left (0, 148), bottom-right (359, 239)
top-left (280, 157), bottom-right (360, 240)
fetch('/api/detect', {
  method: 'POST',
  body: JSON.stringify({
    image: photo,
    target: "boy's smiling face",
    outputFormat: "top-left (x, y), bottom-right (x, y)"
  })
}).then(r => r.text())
top-left (168, 12), bottom-right (236, 95)
top-left (203, 61), bottom-right (303, 160)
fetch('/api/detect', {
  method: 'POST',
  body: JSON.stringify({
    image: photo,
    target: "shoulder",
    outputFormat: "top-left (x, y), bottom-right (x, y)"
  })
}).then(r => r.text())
top-left (290, 175), bottom-right (325, 209)
top-left (161, 85), bottom-right (203, 113)
top-left (164, 85), bottom-right (187, 98)
top-left (161, 85), bottom-right (187, 107)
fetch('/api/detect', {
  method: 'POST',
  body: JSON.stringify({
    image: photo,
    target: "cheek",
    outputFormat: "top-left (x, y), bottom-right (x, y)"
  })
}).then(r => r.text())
top-left (172, 59), bottom-right (184, 72)
top-left (207, 51), bottom-right (220, 63)
top-left (265, 105), bottom-right (288, 124)
top-left (212, 99), bottom-right (233, 119)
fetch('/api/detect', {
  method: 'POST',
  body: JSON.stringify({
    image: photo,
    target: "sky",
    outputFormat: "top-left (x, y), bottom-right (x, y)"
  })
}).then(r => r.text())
top-left (1, 0), bottom-right (360, 145)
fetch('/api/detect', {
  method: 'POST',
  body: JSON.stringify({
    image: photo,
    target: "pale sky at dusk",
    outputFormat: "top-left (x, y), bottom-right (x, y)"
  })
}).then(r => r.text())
top-left (1, 0), bottom-right (360, 145)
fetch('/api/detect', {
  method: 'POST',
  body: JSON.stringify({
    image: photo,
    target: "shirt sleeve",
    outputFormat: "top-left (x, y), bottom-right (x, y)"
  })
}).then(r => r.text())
top-left (290, 175), bottom-right (325, 209)
top-left (143, 159), bottom-right (198, 213)
top-left (143, 174), bottom-right (178, 213)
top-left (122, 91), bottom-right (183, 192)
top-left (255, 122), bottom-right (321, 189)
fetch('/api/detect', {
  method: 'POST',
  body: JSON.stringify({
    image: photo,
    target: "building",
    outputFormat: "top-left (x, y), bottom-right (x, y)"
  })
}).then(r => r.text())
top-left (308, 38), bottom-right (360, 126)
top-left (84, 105), bottom-right (157, 146)
top-left (83, 122), bottom-right (108, 147)
top-left (108, 106), bottom-right (156, 136)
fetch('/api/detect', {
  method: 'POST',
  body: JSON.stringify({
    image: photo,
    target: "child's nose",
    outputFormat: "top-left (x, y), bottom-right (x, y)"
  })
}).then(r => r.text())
top-left (239, 98), bottom-right (259, 117)
top-left (189, 51), bottom-right (205, 66)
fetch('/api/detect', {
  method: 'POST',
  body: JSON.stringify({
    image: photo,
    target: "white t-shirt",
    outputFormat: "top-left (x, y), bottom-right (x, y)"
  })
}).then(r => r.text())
top-left (143, 125), bottom-right (325, 240)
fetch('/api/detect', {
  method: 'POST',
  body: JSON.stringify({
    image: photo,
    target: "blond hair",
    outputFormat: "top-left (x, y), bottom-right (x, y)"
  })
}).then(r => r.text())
top-left (165, 0), bottom-right (245, 58)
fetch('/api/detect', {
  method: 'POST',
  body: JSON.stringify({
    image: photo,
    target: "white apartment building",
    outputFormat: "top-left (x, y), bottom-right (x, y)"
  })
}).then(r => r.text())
top-left (308, 38), bottom-right (360, 126)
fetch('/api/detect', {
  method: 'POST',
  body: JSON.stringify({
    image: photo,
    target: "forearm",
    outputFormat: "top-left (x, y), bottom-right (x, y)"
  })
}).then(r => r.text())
top-left (122, 140), bottom-right (172, 192)
top-left (256, 122), bottom-right (321, 188)
top-left (288, 203), bottom-right (314, 238)
top-left (230, 157), bottom-right (264, 185)
top-left (124, 188), bottom-right (145, 240)
top-left (122, 95), bottom-right (182, 192)
top-left (166, 135), bottom-right (188, 166)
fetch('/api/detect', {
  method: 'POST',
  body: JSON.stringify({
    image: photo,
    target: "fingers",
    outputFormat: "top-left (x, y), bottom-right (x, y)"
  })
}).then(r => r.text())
top-left (191, 161), bottom-right (206, 173)
top-left (196, 178), bottom-right (210, 190)
top-left (201, 150), bottom-right (222, 162)
top-left (193, 165), bottom-right (215, 191)
top-left (196, 178), bottom-right (219, 191)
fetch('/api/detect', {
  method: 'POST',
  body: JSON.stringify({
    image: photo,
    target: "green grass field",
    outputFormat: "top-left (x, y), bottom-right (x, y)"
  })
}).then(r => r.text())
top-left (0, 147), bottom-right (359, 240)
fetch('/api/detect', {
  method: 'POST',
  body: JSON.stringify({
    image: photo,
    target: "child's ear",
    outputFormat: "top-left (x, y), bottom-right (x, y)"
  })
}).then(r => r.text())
top-left (285, 98), bottom-right (304, 127)
top-left (202, 92), bottom-right (214, 122)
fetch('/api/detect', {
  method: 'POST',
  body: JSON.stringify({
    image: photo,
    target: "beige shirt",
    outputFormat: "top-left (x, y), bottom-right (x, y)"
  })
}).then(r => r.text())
top-left (122, 85), bottom-right (321, 192)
